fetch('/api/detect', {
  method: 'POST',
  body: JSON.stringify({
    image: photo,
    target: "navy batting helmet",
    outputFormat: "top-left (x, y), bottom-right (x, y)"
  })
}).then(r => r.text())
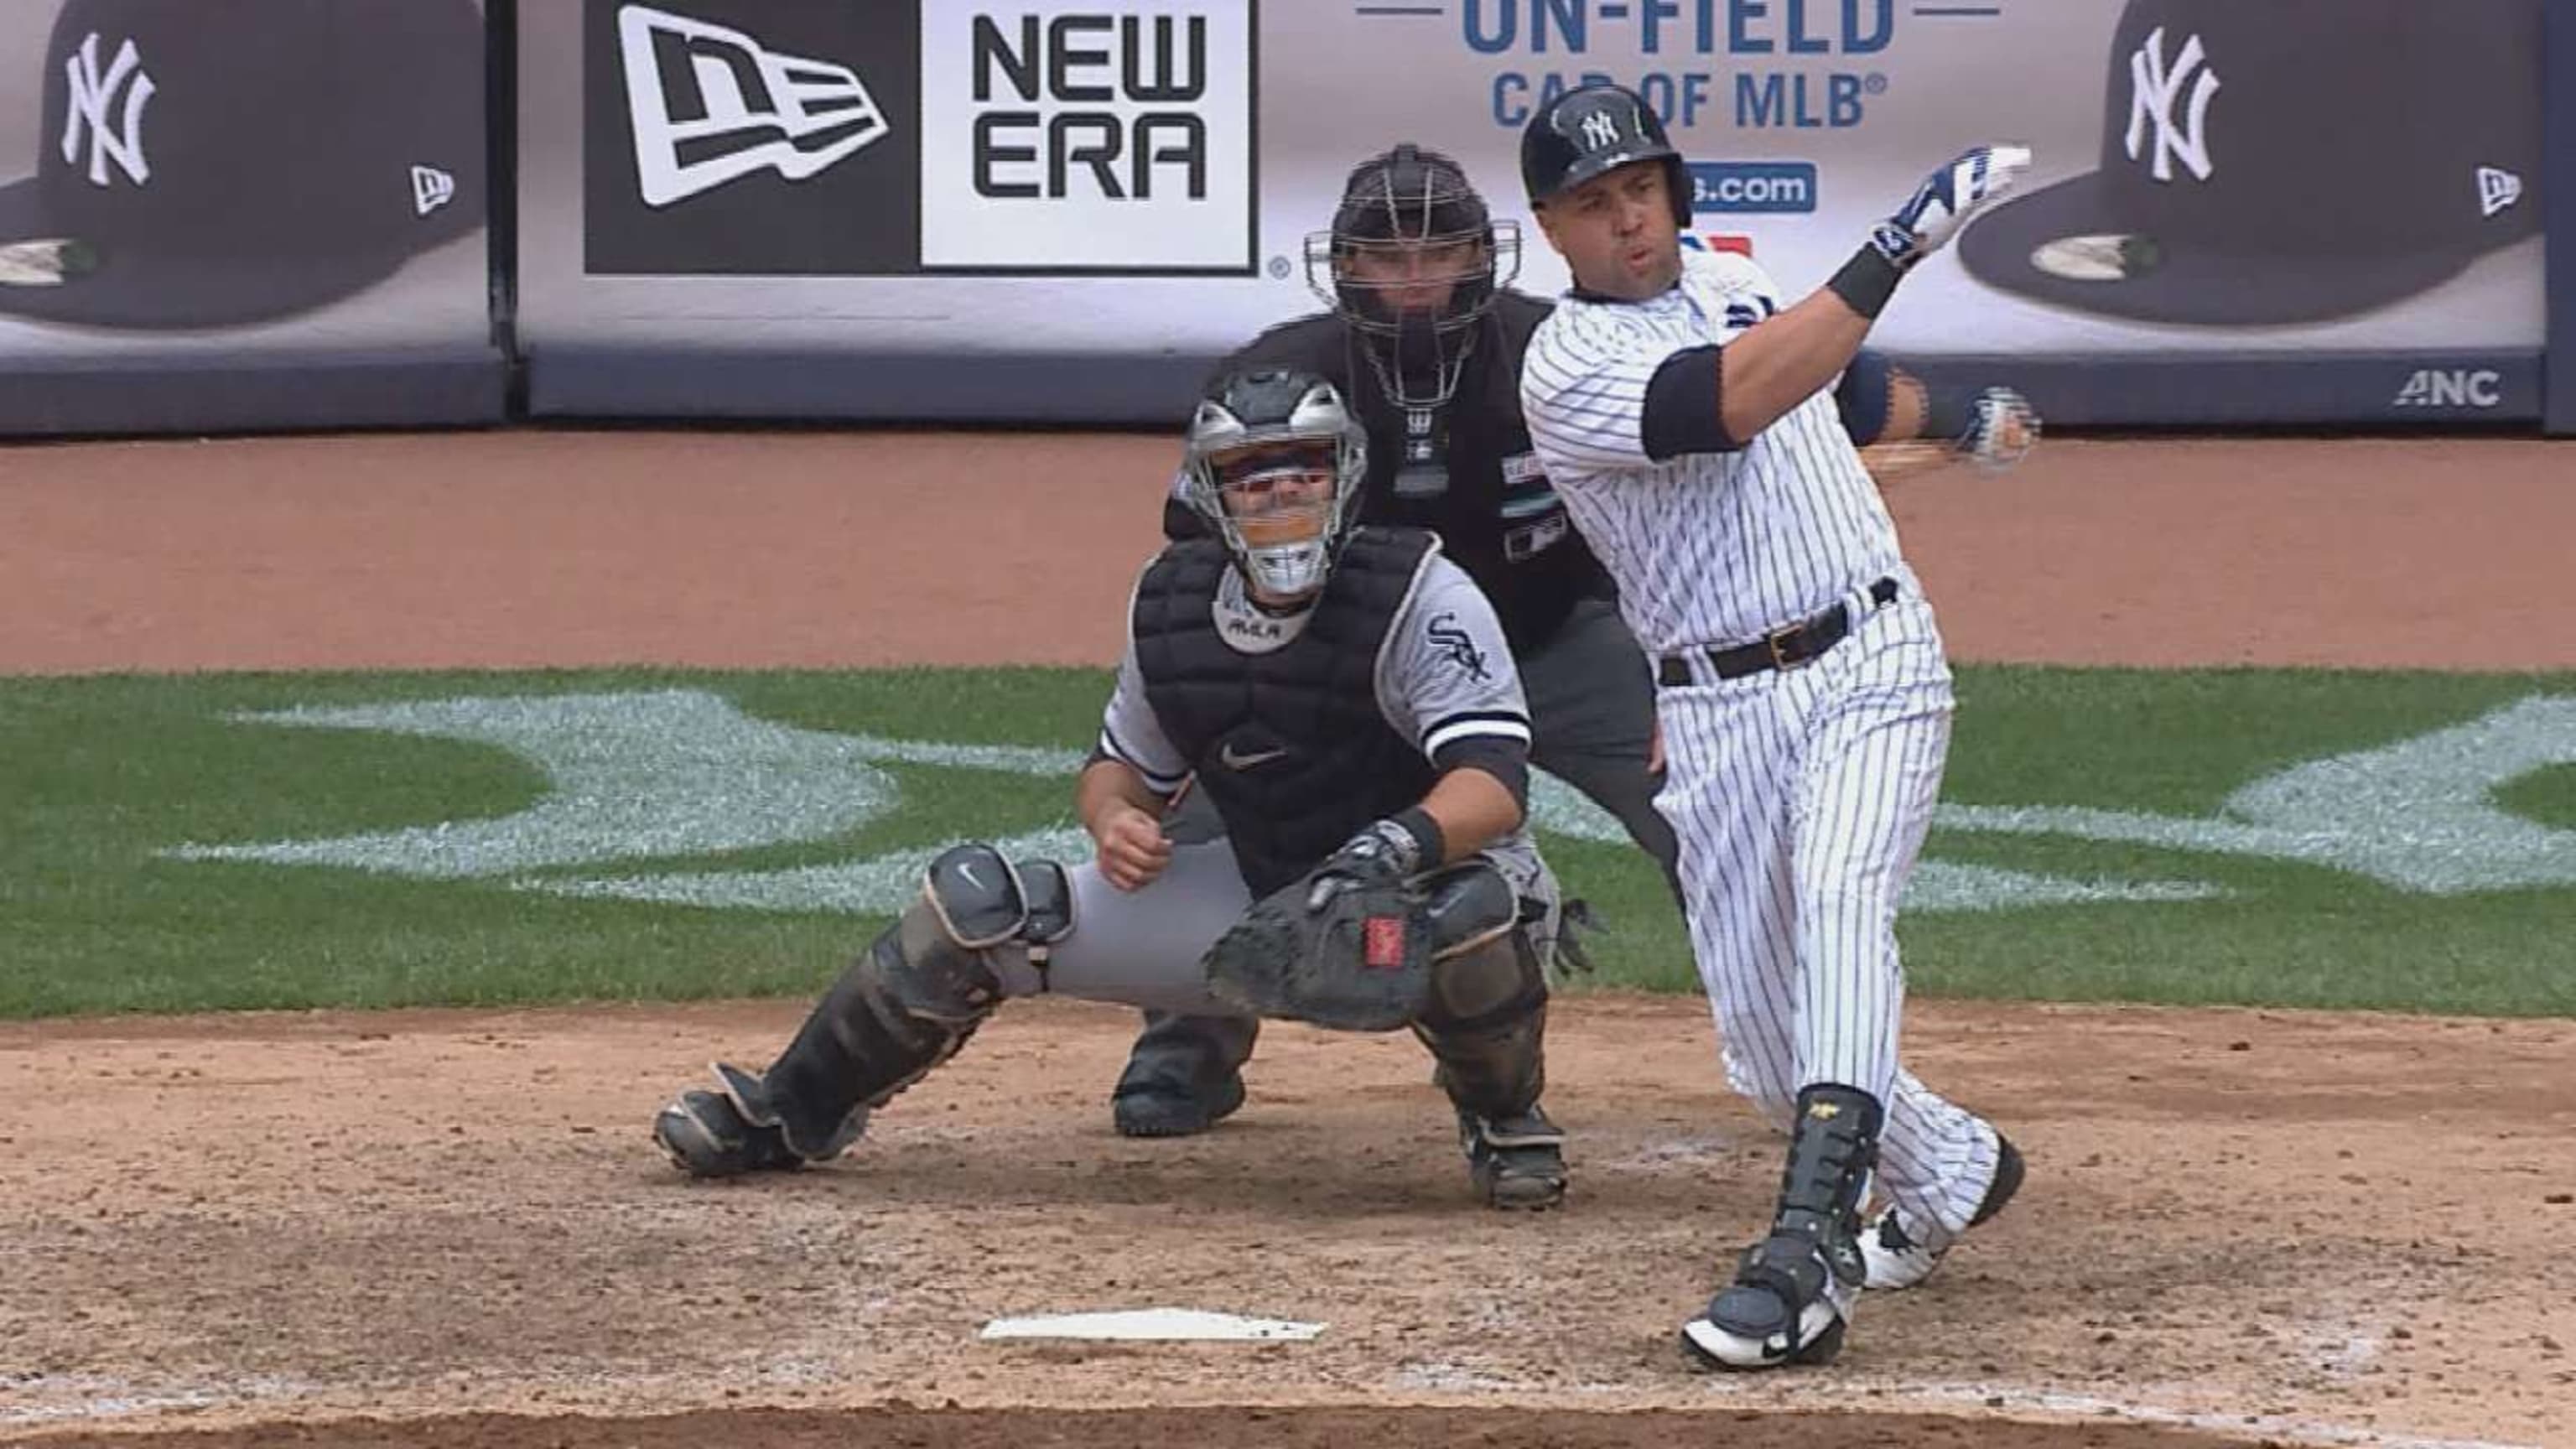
top-left (1519, 84), bottom-right (1692, 227)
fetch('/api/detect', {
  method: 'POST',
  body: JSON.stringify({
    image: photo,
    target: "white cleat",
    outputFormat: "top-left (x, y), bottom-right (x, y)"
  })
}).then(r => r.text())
top-left (1680, 1231), bottom-right (1860, 1371)
top-left (1858, 1134), bottom-right (2025, 1292)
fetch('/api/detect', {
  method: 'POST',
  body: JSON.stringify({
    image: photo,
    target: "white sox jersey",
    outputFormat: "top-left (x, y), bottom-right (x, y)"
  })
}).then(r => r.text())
top-left (1095, 544), bottom-right (1548, 894)
top-left (1519, 248), bottom-right (1905, 656)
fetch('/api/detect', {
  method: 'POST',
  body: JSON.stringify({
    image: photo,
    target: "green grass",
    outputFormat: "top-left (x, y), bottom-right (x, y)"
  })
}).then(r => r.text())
top-left (1, 666), bottom-right (2570, 1020)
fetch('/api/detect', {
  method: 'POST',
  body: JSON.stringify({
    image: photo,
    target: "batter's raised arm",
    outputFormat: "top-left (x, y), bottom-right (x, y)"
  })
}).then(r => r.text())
top-left (1516, 81), bottom-right (2028, 465)
top-left (1712, 149), bottom-right (2030, 441)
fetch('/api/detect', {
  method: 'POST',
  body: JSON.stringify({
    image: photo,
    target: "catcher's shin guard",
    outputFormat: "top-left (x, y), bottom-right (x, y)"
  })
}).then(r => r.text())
top-left (1682, 1083), bottom-right (1883, 1370)
top-left (703, 844), bottom-right (1049, 1164)
top-left (1412, 865), bottom-right (1565, 1210)
top-left (654, 1077), bottom-right (822, 1179)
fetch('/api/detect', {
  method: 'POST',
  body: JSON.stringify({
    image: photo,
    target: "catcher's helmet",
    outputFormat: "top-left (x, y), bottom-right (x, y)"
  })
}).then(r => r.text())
top-left (1519, 83), bottom-right (1692, 227)
top-left (1182, 367), bottom-right (1369, 605)
top-left (1304, 144), bottom-right (1521, 410)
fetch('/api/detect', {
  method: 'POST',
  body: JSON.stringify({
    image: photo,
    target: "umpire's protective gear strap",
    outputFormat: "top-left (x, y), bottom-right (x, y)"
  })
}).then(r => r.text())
top-left (1642, 345), bottom-right (1737, 461)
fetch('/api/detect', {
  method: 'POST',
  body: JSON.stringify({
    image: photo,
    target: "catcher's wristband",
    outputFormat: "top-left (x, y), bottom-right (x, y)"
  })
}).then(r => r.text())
top-left (1387, 807), bottom-right (1446, 873)
top-left (1827, 242), bottom-right (1904, 320)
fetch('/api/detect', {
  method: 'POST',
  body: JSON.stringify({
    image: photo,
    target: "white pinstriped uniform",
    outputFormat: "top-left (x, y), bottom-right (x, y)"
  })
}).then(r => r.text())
top-left (1521, 249), bottom-right (2001, 1243)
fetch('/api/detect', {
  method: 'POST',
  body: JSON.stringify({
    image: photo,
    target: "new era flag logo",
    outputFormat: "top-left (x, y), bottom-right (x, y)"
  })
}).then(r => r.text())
top-left (616, 4), bottom-right (890, 207)
top-left (2477, 166), bottom-right (2523, 219)
top-left (412, 165), bottom-right (456, 217)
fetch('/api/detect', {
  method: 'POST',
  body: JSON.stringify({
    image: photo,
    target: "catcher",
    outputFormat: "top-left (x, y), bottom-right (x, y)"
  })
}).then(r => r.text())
top-left (652, 365), bottom-right (1572, 1209)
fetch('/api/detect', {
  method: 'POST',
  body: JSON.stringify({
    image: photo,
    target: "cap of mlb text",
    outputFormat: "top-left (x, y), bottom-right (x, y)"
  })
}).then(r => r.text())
top-left (0, 0), bottom-right (486, 330)
top-left (1959, 0), bottom-right (2542, 325)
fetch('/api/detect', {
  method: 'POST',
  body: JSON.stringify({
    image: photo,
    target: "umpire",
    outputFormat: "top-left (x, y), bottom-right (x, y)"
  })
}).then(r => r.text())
top-left (1109, 144), bottom-right (1679, 1138)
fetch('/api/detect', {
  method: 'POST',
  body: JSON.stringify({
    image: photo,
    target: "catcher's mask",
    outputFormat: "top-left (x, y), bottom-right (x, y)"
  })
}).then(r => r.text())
top-left (1304, 144), bottom-right (1519, 411)
top-left (1183, 368), bottom-right (1368, 605)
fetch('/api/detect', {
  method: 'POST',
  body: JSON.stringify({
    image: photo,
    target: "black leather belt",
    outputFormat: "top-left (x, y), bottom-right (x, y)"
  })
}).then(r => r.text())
top-left (1656, 577), bottom-right (1899, 688)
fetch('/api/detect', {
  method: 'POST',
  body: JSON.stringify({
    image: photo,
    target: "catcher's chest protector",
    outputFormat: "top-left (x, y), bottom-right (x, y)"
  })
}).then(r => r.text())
top-left (1134, 529), bottom-right (1440, 897)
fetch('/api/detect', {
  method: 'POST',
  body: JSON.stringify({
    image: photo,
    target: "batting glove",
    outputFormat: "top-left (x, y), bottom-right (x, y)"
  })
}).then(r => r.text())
top-left (1871, 146), bottom-right (2033, 272)
top-left (1957, 387), bottom-right (2041, 473)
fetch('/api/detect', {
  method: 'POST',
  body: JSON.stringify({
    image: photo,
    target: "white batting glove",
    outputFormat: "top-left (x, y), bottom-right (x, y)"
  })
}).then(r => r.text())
top-left (1956, 387), bottom-right (2040, 474)
top-left (1871, 146), bottom-right (2033, 272)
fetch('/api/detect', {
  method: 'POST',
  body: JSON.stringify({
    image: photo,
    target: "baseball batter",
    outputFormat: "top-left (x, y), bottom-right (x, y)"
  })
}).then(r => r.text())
top-left (654, 366), bottom-right (1573, 1210)
top-left (1115, 143), bottom-right (2041, 1140)
top-left (1515, 83), bottom-right (2029, 1368)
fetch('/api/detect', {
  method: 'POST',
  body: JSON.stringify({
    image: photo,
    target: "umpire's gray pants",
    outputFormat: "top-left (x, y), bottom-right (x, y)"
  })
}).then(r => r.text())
top-left (1519, 595), bottom-right (1682, 901)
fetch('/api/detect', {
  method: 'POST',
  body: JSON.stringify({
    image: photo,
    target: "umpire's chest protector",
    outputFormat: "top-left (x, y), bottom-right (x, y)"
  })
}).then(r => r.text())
top-left (1133, 530), bottom-right (1441, 898)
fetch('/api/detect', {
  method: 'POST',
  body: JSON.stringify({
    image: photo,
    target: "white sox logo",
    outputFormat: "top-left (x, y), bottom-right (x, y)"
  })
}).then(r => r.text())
top-left (2125, 26), bottom-right (2220, 184)
top-left (61, 33), bottom-right (153, 189)
top-left (1426, 612), bottom-right (1492, 683)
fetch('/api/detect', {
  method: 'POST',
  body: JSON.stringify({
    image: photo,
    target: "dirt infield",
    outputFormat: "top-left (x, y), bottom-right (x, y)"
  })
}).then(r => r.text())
top-left (2, 432), bottom-right (2573, 1449)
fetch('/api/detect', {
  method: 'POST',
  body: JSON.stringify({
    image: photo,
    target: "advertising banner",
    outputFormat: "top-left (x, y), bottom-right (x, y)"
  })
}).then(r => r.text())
top-left (0, 0), bottom-right (503, 435)
top-left (518, 0), bottom-right (2548, 426)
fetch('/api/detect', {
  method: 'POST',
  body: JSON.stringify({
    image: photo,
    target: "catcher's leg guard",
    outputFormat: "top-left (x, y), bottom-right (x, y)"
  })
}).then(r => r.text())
top-left (1682, 1083), bottom-right (1882, 1370)
top-left (653, 1079), bottom-right (818, 1178)
top-left (1411, 863), bottom-right (1566, 1212)
top-left (656, 844), bottom-right (1052, 1175)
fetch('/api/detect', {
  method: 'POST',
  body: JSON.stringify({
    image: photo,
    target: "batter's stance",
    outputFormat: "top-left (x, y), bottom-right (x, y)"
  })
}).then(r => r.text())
top-left (654, 366), bottom-right (1571, 1211)
top-left (1516, 84), bottom-right (2028, 1368)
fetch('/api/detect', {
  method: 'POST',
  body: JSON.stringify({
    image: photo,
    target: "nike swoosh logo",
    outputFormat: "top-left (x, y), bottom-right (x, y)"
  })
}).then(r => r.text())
top-left (1220, 744), bottom-right (1290, 770)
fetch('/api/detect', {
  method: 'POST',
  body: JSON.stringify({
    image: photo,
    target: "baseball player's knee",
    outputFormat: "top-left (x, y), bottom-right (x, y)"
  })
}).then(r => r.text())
top-left (879, 844), bottom-right (1074, 1021)
top-left (1417, 863), bottom-right (1546, 1028)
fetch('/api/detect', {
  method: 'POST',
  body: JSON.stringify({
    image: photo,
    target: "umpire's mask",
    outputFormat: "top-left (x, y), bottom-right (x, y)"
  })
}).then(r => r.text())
top-left (1305, 144), bottom-right (1520, 413)
top-left (1183, 368), bottom-right (1369, 607)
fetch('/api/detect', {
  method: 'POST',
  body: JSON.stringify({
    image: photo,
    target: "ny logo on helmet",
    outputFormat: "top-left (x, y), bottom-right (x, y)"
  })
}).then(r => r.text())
top-left (61, 33), bottom-right (153, 189)
top-left (2126, 26), bottom-right (2220, 184)
top-left (1577, 110), bottom-right (1623, 150)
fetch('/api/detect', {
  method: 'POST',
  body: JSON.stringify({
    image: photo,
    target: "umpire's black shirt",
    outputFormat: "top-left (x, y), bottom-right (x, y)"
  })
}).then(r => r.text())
top-left (1165, 293), bottom-right (1613, 655)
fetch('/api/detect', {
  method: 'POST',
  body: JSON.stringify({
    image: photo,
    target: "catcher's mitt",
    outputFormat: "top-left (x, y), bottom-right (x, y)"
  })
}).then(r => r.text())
top-left (1202, 869), bottom-right (1434, 1032)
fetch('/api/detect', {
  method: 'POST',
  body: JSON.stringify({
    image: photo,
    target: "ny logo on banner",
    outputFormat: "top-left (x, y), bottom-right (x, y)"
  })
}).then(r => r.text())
top-left (61, 33), bottom-right (153, 188)
top-left (1577, 111), bottom-right (1622, 150)
top-left (2125, 26), bottom-right (2220, 184)
top-left (618, 5), bottom-right (890, 207)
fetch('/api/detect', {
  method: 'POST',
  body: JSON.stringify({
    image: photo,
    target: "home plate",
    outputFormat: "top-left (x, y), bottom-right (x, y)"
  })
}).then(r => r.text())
top-left (978, 1308), bottom-right (1326, 1343)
